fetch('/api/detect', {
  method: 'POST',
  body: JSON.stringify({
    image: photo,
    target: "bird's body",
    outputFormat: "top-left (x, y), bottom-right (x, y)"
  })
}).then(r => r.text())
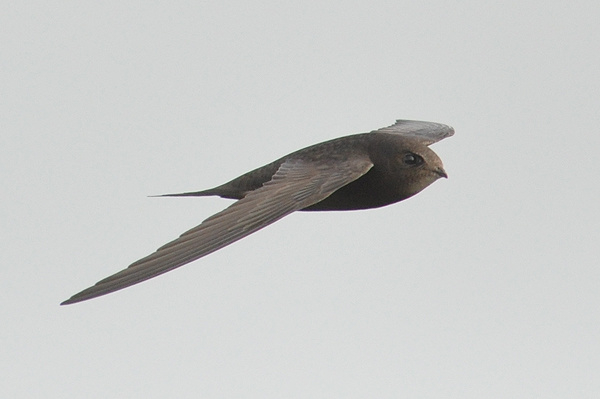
top-left (62, 120), bottom-right (453, 305)
top-left (165, 132), bottom-right (445, 210)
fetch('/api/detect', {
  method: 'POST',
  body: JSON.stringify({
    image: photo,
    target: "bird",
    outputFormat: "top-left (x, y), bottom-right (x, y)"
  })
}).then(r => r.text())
top-left (61, 119), bottom-right (454, 305)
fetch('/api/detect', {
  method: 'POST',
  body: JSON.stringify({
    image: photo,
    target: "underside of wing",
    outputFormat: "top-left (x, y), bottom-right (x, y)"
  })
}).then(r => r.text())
top-left (62, 156), bottom-right (373, 304)
top-left (372, 119), bottom-right (454, 145)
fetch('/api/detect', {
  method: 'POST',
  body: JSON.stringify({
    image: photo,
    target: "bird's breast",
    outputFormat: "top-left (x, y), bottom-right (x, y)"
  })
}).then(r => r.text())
top-left (301, 167), bottom-right (404, 211)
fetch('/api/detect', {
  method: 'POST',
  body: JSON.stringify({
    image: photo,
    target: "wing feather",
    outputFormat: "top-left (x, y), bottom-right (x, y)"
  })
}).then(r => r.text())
top-left (372, 119), bottom-right (454, 145)
top-left (62, 156), bottom-right (372, 304)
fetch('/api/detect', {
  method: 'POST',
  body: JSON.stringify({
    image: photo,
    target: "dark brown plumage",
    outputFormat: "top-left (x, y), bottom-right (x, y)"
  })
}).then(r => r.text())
top-left (62, 119), bottom-right (453, 305)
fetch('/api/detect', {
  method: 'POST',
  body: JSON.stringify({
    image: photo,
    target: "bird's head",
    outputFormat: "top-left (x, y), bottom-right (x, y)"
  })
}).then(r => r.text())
top-left (385, 139), bottom-right (448, 200)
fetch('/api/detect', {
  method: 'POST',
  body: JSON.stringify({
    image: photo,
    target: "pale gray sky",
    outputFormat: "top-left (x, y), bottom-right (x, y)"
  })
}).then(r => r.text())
top-left (2, 1), bottom-right (599, 398)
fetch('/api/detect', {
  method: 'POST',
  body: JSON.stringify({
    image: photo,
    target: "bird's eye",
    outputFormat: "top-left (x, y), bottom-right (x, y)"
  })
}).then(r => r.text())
top-left (403, 153), bottom-right (423, 166)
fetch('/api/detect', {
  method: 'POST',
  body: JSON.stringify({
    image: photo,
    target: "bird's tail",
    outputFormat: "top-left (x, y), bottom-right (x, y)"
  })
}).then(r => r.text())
top-left (149, 188), bottom-right (222, 198)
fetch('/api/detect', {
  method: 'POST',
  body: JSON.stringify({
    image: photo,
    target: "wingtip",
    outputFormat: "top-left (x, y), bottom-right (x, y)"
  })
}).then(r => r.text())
top-left (374, 119), bottom-right (455, 144)
top-left (60, 292), bottom-right (88, 305)
top-left (446, 125), bottom-right (455, 137)
top-left (60, 298), bottom-right (75, 306)
top-left (60, 285), bottom-right (107, 305)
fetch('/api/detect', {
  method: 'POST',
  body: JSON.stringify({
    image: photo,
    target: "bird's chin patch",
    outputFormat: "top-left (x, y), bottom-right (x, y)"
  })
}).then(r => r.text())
top-left (416, 174), bottom-right (443, 193)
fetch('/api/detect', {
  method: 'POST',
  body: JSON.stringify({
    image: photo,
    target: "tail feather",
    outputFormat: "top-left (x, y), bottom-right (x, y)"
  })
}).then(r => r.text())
top-left (149, 189), bottom-right (221, 198)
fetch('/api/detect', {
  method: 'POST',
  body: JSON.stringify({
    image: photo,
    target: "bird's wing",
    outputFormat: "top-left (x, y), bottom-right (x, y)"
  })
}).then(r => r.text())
top-left (62, 156), bottom-right (373, 305)
top-left (372, 119), bottom-right (454, 145)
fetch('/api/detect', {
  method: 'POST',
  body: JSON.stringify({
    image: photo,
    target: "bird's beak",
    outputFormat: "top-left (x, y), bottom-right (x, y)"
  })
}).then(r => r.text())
top-left (434, 167), bottom-right (448, 179)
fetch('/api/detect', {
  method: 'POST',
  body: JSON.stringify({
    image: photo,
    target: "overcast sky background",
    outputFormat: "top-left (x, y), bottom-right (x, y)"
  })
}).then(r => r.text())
top-left (2, 1), bottom-right (599, 398)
